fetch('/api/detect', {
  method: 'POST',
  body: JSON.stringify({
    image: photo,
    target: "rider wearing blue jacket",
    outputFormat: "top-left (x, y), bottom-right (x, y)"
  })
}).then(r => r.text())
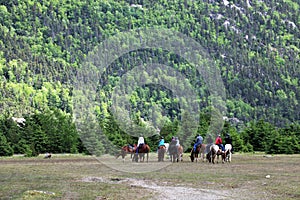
top-left (158, 136), bottom-right (165, 148)
top-left (193, 134), bottom-right (203, 151)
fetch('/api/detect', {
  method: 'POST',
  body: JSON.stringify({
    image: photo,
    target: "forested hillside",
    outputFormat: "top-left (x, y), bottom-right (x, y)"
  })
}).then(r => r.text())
top-left (0, 0), bottom-right (299, 156)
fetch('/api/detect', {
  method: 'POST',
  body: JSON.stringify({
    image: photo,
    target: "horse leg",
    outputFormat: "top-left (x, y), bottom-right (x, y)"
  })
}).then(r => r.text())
top-left (190, 150), bottom-right (195, 162)
top-left (228, 152), bottom-right (231, 162)
top-left (219, 153), bottom-right (225, 164)
top-left (202, 149), bottom-right (206, 162)
top-left (158, 150), bottom-right (161, 162)
top-left (122, 152), bottom-right (126, 163)
top-left (212, 151), bottom-right (216, 164)
top-left (140, 153), bottom-right (144, 162)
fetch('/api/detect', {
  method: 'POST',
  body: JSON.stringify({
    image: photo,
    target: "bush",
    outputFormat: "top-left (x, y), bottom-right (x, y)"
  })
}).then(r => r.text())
top-left (0, 132), bottom-right (13, 156)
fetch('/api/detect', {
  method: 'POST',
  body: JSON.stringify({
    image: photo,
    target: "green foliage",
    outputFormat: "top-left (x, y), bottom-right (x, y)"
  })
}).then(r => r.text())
top-left (266, 124), bottom-right (300, 154)
top-left (241, 120), bottom-right (276, 152)
top-left (0, 109), bottom-right (80, 156)
top-left (0, 131), bottom-right (13, 156)
top-left (0, 0), bottom-right (299, 155)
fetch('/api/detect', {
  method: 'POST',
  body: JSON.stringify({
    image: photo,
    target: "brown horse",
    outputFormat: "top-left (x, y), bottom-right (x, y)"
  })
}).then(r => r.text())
top-left (116, 145), bottom-right (135, 162)
top-left (190, 144), bottom-right (206, 162)
top-left (178, 145), bottom-right (183, 162)
top-left (158, 145), bottom-right (166, 162)
top-left (132, 144), bottom-right (150, 162)
top-left (168, 141), bottom-right (183, 162)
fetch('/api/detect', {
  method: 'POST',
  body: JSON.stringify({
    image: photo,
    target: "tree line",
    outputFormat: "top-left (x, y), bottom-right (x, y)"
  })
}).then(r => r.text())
top-left (1, 110), bottom-right (299, 157)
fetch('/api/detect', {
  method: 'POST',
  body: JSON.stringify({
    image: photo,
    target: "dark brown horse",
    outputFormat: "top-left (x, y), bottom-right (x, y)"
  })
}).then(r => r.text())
top-left (157, 145), bottom-right (166, 162)
top-left (190, 144), bottom-right (206, 162)
top-left (132, 144), bottom-right (150, 162)
top-left (116, 144), bottom-right (136, 162)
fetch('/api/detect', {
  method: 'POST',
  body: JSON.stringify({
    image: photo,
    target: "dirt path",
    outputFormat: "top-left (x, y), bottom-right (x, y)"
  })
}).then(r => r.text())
top-left (130, 179), bottom-right (230, 200)
top-left (81, 176), bottom-right (237, 200)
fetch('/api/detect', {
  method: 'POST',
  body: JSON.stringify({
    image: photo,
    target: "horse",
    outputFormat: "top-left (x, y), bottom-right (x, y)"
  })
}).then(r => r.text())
top-left (116, 144), bottom-right (135, 162)
top-left (168, 141), bottom-right (183, 162)
top-left (190, 144), bottom-right (206, 162)
top-left (132, 144), bottom-right (150, 162)
top-left (177, 145), bottom-right (183, 162)
top-left (157, 145), bottom-right (166, 162)
top-left (224, 144), bottom-right (232, 162)
top-left (164, 143), bottom-right (169, 157)
top-left (206, 144), bottom-right (225, 164)
top-left (168, 141), bottom-right (177, 162)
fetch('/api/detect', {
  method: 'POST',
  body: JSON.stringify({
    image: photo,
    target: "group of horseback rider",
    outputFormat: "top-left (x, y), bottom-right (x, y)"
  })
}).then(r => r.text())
top-left (193, 133), bottom-right (234, 153)
top-left (134, 133), bottom-right (233, 155)
top-left (135, 135), bottom-right (181, 153)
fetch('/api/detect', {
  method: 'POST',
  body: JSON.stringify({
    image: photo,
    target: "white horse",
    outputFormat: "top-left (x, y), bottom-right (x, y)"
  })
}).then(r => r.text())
top-left (165, 143), bottom-right (169, 157)
top-left (207, 144), bottom-right (225, 164)
top-left (224, 144), bottom-right (232, 162)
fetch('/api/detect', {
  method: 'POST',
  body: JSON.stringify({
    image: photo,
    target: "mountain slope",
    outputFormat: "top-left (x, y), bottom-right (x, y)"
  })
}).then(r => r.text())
top-left (0, 0), bottom-right (299, 125)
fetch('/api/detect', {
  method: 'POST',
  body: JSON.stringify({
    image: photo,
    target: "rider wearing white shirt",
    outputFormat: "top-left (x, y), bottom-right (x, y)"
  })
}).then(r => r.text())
top-left (136, 136), bottom-right (145, 154)
top-left (138, 137), bottom-right (144, 146)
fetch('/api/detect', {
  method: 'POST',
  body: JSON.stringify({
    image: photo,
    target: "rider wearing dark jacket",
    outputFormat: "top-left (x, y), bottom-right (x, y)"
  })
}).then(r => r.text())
top-left (225, 133), bottom-right (234, 153)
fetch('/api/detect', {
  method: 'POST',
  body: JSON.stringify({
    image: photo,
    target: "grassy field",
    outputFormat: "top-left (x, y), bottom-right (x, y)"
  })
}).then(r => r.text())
top-left (0, 153), bottom-right (299, 199)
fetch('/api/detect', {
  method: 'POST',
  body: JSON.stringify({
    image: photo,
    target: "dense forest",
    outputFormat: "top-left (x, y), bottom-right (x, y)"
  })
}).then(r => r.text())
top-left (0, 0), bottom-right (299, 156)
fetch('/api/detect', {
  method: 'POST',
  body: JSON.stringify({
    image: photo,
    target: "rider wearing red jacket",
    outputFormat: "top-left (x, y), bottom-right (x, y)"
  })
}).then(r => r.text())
top-left (215, 134), bottom-right (225, 152)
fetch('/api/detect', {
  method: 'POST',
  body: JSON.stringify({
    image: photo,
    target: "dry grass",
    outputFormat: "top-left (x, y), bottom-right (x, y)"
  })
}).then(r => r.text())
top-left (0, 153), bottom-right (299, 199)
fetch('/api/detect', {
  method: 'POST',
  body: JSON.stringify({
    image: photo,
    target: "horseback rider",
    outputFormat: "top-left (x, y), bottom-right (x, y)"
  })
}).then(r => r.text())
top-left (175, 137), bottom-right (180, 147)
top-left (169, 136), bottom-right (178, 154)
top-left (225, 133), bottom-right (234, 153)
top-left (158, 136), bottom-right (165, 149)
top-left (215, 134), bottom-right (225, 152)
top-left (170, 136), bottom-right (177, 145)
top-left (193, 134), bottom-right (203, 151)
top-left (136, 136), bottom-right (145, 154)
top-left (171, 136), bottom-right (176, 142)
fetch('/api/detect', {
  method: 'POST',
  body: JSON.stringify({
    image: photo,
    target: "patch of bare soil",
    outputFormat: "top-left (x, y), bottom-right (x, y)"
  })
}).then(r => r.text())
top-left (79, 176), bottom-right (251, 200)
